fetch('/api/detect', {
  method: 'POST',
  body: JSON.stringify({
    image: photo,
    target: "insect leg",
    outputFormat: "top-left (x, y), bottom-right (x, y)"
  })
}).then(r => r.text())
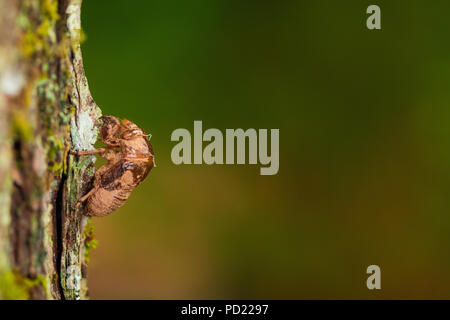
top-left (71, 148), bottom-right (106, 156)
top-left (75, 186), bottom-right (98, 208)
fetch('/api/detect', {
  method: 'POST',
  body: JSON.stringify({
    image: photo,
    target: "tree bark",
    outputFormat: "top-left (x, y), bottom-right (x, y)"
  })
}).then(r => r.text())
top-left (0, 0), bottom-right (101, 300)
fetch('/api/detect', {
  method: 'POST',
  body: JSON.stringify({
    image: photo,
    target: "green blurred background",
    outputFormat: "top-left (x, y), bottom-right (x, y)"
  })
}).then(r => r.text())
top-left (81, 0), bottom-right (450, 298)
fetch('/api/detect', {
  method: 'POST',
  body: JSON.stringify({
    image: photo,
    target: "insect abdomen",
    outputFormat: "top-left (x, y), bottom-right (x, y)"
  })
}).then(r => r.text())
top-left (85, 187), bottom-right (133, 217)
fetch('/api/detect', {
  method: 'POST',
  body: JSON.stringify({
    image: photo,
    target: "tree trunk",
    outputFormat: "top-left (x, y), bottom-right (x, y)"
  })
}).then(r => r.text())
top-left (0, 0), bottom-right (101, 300)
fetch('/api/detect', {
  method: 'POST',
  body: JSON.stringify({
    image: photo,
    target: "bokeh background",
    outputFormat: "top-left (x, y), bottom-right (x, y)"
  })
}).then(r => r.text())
top-left (82, 0), bottom-right (450, 299)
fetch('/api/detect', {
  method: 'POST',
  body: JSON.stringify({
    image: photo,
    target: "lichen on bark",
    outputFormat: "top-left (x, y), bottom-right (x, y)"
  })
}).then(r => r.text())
top-left (0, 0), bottom-right (101, 300)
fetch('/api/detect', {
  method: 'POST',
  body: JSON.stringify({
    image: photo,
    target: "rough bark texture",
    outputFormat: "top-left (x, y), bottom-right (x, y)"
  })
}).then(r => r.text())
top-left (0, 0), bottom-right (100, 300)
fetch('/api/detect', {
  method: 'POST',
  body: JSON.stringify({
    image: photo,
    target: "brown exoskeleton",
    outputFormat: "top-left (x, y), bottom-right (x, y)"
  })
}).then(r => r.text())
top-left (73, 116), bottom-right (155, 217)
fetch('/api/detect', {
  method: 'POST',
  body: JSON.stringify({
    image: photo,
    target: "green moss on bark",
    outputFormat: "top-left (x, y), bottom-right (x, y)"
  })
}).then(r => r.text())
top-left (0, 270), bottom-right (48, 300)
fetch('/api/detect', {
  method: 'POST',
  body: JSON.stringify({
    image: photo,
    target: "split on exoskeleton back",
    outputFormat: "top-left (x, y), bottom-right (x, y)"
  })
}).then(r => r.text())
top-left (99, 115), bottom-right (121, 147)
